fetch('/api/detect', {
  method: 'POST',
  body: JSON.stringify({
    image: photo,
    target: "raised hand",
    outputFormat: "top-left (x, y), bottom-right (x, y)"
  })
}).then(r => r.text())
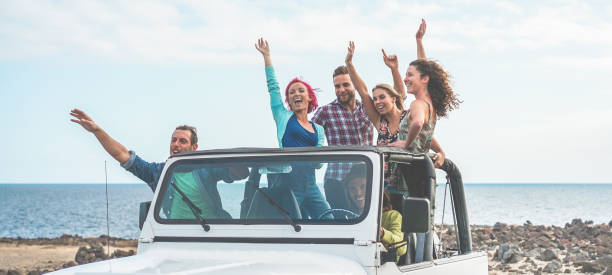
top-left (382, 49), bottom-right (399, 70)
top-left (255, 37), bottom-right (270, 56)
top-left (345, 41), bottom-right (355, 64)
top-left (416, 18), bottom-right (426, 40)
top-left (70, 108), bottom-right (99, 133)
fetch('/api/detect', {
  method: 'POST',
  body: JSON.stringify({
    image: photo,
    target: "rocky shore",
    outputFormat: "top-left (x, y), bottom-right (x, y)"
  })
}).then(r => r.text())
top-left (439, 219), bottom-right (612, 274)
top-left (1, 219), bottom-right (611, 274)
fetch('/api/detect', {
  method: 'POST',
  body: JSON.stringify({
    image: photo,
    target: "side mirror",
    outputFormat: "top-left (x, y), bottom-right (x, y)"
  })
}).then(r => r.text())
top-left (139, 201), bottom-right (151, 230)
top-left (402, 197), bottom-right (430, 233)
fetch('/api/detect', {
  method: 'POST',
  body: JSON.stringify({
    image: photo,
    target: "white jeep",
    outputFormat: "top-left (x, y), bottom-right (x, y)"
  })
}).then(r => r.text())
top-left (50, 146), bottom-right (487, 274)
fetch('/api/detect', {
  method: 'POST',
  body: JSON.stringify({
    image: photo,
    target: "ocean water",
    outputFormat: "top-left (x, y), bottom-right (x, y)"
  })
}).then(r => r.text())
top-left (1, 183), bottom-right (611, 239)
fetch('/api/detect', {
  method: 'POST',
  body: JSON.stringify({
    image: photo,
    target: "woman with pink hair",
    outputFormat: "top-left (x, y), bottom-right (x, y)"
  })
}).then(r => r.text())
top-left (255, 38), bottom-right (325, 148)
top-left (255, 38), bottom-right (330, 219)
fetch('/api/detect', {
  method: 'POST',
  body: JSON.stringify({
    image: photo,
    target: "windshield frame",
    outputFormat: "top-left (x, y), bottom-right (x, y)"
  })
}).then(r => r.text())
top-left (153, 154), bottom-right (374, 226)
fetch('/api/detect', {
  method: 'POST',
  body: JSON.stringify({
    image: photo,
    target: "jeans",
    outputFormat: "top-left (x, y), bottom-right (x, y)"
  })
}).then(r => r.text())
top-left (283, 163), bottom-right (332, 219)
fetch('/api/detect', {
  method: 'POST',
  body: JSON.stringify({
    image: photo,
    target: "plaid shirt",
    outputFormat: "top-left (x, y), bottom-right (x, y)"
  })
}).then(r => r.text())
top-left (312, 99), bottom-right (374, 181)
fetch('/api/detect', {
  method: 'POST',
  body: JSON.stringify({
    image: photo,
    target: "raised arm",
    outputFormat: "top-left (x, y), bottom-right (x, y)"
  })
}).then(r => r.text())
top-left (256, 38), bottom-right (291, 146)
top-left (255, 38), bottom-right (282, 112)
top-left (416, 18), bottom-right (427, 60)
top-left (345, 41), bottom-right (381, 129)
top-left (382, 49), bottom-right (406, 100)
top-left (70, 108), bottom-right (130, 164)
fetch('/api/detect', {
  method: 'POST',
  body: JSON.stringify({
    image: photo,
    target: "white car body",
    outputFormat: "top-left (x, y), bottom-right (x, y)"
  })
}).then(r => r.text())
top-left (50, 147), bottom-right (487, 275)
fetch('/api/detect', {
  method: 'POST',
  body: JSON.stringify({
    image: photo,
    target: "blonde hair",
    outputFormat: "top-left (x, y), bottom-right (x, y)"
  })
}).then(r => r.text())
top-left (372, 84), bottom-right (403, 111)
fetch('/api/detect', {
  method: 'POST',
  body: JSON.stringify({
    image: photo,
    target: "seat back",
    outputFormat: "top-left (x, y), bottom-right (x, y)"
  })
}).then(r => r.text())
top-left (246, 184), bottom-right (302, 220)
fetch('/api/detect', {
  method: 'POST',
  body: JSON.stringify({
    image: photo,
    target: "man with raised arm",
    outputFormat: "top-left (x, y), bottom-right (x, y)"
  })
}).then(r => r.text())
top-left (70, 108), bottom-right (248, 218)
top-left (310, 65), bottom-right (374, 209)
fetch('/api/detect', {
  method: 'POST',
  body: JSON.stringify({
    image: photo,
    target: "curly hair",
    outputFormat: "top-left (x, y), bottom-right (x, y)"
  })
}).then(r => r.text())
top-left (372, 83), bottom-right (404, 111)
top-left (409, 59), bottom-right (461, 118)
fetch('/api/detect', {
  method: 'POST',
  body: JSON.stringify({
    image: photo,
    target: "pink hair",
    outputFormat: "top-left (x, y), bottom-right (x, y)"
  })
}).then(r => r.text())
top-left (284, 77), bottom-right (318, 113)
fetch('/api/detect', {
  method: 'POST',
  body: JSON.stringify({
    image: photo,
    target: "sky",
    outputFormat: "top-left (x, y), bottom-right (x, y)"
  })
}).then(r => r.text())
top-left (0, 0), bottom-right (611, 184)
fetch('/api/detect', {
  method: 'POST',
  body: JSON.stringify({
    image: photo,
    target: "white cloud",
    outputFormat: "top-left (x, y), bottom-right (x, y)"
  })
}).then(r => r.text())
top-left (1, 0), bottom-right (611, 65)
top-left (539, 56), bottom-right (612, 71)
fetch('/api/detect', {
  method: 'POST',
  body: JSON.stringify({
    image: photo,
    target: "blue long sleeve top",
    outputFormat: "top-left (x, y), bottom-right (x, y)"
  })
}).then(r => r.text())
top-left (265, 66), bottom-right (325, 147)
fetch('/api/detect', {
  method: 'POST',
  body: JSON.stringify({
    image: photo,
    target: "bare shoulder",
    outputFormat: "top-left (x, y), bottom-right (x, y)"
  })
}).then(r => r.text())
top-left (409, 99), bottom-right (428, 111)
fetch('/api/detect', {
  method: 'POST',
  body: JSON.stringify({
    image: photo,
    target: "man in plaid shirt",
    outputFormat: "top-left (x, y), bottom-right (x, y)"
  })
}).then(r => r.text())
top-left (312, 65), bottom-right (374, 209)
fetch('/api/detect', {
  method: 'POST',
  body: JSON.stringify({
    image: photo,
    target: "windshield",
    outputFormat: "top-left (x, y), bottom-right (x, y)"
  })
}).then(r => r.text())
top-left (154, 155), bottom-right (372, 225)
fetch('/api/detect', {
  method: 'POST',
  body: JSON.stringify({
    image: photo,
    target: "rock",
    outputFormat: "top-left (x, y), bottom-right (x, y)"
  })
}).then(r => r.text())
top-left (498, 244), bottom-right (522, 263)
top-left (599, 255), bottom-right (612, 268)
top-left (539, 248), bottom-right (559, 261)
top-left (543, 260), bottom-right (562, 273)
top-left (75, 245), bottom-right (107, 264)
top-left (563, 268), bottom-right (571, 273)
top-left (524, 248), bottom-right (540, 258)
top-left (494, 222), bottom-right (507, 231)
top-left (577, 261), bottom-right (604, 273)
top-left (570, 218), bottom-right (584, 226)
top-left (62, 261), bottom-right (77, 268)
top-left (111, 249), bottom-right (136, 258)
top-left (7, 271), bottom-right (21, 275)
top-left (26, 270), bottom-right (41, 275)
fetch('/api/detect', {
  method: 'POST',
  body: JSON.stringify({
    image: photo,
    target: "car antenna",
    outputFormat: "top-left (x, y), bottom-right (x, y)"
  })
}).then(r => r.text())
top-left (104, 160), bottom-right (111, 258)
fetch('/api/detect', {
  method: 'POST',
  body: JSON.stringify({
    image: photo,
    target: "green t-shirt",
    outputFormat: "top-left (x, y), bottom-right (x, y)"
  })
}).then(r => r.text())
top-left (170, 172), bottom-right (218, 219)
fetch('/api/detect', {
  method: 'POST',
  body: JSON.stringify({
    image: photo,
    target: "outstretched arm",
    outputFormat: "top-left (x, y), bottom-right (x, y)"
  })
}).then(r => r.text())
top-left (70, 108), bottom-right (130, 164)
top-left (345, 41), bottom-right (381, 129)
top-left (416, 18), bottom-right (427, 60)
top-left (382, 49), bottom-right (406, 100)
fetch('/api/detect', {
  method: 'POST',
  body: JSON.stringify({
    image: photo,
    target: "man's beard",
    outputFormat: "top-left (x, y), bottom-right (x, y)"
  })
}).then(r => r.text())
top-left (337, 91), bottom-right (355, 105)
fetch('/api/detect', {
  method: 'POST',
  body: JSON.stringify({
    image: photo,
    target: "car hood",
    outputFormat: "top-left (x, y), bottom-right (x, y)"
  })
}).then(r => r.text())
top-left (49, 247), bottom-right (367, 275)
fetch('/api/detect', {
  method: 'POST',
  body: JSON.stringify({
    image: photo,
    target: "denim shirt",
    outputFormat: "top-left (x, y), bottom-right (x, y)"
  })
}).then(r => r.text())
top-left (121, 150), bottom-right (236, 217)
top-left (121, 151), bottom-right (165, 192)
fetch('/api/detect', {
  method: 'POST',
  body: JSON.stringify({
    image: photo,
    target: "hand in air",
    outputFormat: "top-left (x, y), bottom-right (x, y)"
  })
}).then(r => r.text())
top-left (255, 38), bottom-right (270, 56)
top-left (70, 108), bottom-right (99, 133)
top-left (382, 49), bottom-right (399, 70)
top-left (416, 18), bottom-right (426, 40)
top-left (345, 41), bottom-right (355, 64)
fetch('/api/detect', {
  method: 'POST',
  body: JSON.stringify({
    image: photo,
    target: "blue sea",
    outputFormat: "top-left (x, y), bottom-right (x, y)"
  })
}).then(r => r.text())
top-left (1, 183), bottom-right (611, 239)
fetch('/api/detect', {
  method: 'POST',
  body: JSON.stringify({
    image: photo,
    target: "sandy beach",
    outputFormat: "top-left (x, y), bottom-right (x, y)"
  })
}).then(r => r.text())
top-left (0, 235), bottom-right (136, 274)
top-left (1, 219), bottom-right (611, 274)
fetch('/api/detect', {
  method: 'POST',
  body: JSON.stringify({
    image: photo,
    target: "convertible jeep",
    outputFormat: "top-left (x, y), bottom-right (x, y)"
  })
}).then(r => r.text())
top-left (51, 146), bottom-right (487, 274)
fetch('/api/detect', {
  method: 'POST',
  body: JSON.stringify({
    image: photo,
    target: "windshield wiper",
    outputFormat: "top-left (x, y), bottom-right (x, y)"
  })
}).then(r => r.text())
top-left (256, 187), bottom-right (301, 232)
top-left (170, 180), bottom-right (210, 232)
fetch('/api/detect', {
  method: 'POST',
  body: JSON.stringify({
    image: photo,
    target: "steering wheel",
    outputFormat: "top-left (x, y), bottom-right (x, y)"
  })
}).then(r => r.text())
top-left (318, 208), bottom-right (360, 220)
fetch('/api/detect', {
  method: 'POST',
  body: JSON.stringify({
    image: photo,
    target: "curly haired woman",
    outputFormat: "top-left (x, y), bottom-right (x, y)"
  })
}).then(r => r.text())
top-left (388, 59), bottom-right (461, 154)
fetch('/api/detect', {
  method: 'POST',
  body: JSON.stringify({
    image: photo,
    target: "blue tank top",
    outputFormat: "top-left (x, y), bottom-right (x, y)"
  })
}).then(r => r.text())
top-left (282, 115), bottom-right (318, 147)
